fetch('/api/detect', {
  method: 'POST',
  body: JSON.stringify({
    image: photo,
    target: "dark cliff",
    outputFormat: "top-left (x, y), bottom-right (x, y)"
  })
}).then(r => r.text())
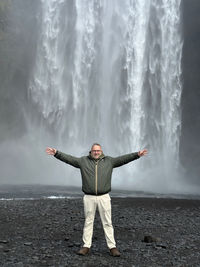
top-left (180, 0), bottom-right (200, 183)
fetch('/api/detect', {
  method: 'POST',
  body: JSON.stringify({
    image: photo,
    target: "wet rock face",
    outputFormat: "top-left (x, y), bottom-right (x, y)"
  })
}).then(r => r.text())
top-left (181, 0), bottom-right (200, 181)
top-left (0, 197), bottom-right (200, 266)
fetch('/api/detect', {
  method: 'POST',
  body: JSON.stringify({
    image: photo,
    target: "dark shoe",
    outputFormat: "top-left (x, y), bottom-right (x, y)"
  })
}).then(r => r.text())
top-left (77, 247), bottom-right (90, 256)
top-left (110, 247), bottom-right (121, 257)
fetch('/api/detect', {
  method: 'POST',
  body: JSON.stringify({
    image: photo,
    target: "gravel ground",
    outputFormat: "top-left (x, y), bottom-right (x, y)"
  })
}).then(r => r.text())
top-left (0, 197), bottom-right (200, 267)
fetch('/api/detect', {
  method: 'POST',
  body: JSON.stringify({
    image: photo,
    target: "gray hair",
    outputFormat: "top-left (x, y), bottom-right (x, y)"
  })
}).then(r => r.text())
top-left (91, 143), bottom-right (102, 150)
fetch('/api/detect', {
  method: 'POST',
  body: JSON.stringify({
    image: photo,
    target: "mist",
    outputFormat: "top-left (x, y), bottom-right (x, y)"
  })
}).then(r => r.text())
top-left (0, 0), bottom-right (200, 195)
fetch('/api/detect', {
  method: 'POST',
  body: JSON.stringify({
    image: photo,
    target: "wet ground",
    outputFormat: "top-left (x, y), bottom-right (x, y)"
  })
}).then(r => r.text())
top-left (0, 197), bottom-right (200, 266)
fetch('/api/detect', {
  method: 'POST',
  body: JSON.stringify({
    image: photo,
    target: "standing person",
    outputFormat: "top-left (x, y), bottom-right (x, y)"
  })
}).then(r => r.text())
top-left (46, 143), bottom-right (147, 257)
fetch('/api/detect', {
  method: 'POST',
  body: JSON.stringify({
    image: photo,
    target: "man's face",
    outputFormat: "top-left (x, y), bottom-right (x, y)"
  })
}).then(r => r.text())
top-left (91, 145), bottom-right (102, 159)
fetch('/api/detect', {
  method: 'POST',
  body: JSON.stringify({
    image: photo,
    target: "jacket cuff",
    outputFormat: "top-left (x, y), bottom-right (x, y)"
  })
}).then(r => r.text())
top-left (54, 150), bottom-right (59, 157)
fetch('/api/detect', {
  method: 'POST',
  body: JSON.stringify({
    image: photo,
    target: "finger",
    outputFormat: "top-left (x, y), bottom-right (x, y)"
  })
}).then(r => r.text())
top-left (46, 148), bottom-right (53, 154)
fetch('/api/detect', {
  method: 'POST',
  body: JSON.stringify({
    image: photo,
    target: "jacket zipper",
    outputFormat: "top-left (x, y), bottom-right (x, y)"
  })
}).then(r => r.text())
top-left (95, 161), bottom-right (98, 195)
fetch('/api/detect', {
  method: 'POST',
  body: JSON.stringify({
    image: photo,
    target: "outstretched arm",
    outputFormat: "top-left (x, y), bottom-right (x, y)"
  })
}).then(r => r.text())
top-left (111, 149), bottom-right (148, 168)
top-left (45, 147), bottom-right (81, 168)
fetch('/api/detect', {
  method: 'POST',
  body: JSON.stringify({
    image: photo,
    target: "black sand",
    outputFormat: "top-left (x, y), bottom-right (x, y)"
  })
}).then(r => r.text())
top-left (0, 197), bottom-right (200, 266)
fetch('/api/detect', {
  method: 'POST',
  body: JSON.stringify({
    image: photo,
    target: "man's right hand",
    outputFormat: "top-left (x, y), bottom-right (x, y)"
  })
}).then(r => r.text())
top-left (46, 147), bottom-right (57, 155)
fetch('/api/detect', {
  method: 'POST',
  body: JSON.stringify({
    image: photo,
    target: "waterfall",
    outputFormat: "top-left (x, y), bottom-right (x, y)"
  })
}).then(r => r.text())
top-left (28, 0), bottom-right (183, 192)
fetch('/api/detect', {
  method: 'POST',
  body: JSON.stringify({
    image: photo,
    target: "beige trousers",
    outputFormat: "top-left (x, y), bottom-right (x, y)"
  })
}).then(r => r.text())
top-left (82, 193), bottom-right (116, 249)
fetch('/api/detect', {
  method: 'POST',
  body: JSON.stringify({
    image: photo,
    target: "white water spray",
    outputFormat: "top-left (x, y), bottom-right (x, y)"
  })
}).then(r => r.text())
top-left (28, 0), bottom-right (183, 192)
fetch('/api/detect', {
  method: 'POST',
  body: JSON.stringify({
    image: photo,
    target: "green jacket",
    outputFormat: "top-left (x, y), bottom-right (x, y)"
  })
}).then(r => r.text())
top-left (54, 151), bottom-right (140, 195)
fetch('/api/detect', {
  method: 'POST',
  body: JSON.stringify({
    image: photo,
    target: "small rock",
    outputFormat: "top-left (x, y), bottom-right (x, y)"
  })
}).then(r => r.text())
top-left (154, 245), bottom-right (162, 250)
top-left (3, 249), bottom-right (10, 252)
top-left (15, 262), bottom-right (24, 267)
top-left (143, 235), bottom-right (161, 243)
top-left (156, 244), bottom-right (167, 249)
top-left (45, 254), bottom-right (53, 258)
top-left (24, 242), bottom-right (32, 246)
top-left (155, 237), bottom-right (162, 242)
top-left (32, 256), bottom-right (39, 261)
top-left (101, 259), bottom-right (109, 265)
top-left (145, 243), bottom-right (152, 247)
top-left (143, 235), bottom-right (155, 243)
top-left (0, 240), bottom-right (8, 244)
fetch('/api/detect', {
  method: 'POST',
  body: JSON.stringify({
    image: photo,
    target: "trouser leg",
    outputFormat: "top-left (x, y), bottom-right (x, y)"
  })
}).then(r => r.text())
top-left (97, 194), bottom-right (116, 249)
top-left (82, 195), bottom-right (97, 248)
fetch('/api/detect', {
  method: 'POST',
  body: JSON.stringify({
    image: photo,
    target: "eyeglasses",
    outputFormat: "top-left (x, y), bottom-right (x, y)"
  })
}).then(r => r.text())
top-left (91, 150), bottom-right (101, 153)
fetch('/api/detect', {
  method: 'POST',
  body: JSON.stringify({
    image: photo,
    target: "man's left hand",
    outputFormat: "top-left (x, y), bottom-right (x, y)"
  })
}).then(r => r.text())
top-left (138, 149), bottom-right (148, 157)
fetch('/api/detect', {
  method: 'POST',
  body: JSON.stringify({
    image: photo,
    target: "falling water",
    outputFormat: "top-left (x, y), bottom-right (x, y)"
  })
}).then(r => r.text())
top-left (28, 0), bottom-right (183, 192)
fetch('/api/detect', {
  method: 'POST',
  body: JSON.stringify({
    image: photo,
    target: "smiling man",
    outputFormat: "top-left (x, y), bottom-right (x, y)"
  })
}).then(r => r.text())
top-left (46, 143), bottom-right (147, 257)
